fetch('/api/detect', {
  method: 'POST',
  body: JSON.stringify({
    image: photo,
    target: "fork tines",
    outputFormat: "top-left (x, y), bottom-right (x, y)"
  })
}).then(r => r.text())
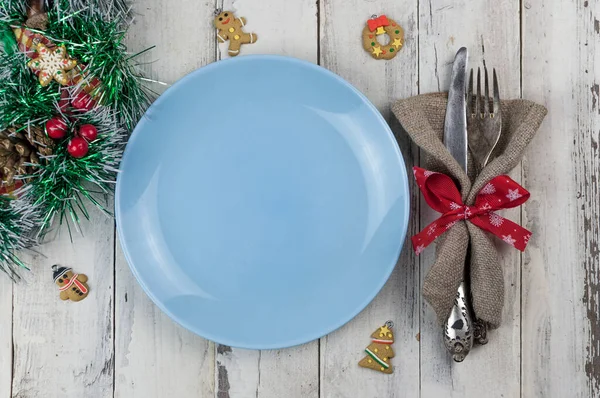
top-left (467, 67), bottom-right (500, 118)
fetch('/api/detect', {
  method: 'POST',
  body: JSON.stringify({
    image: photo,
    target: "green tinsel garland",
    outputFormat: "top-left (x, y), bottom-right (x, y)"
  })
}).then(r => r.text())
top-left (0, 0), bottom-right (153, 278)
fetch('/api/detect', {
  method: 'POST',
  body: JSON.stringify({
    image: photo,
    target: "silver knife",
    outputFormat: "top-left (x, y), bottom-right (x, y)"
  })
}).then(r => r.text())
top-left (442, 47), bottom-right (474, 362)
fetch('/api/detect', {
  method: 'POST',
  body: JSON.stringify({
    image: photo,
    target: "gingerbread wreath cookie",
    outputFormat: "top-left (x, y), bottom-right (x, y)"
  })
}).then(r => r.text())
top-left (362, 14), bottom-right (404, 60)
top-left (214, 10), bottom-right (257, 57)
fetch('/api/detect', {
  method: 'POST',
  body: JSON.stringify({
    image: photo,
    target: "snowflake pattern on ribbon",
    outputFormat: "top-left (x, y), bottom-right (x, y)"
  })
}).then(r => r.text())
top-left (449, 202), bottom-right (461, 210)
top-left (415, 244), bottom-right (425, 255)
top-left (506, 188), bottom-right (523, 201)
top-left (463, 207), bottom-right (472, 219)
top-left (480, 202), bottom-right (492, 211)
top-left (502, 235), bottom-right (517, 246)
top-left (445, 220), bottom-right (458, 230)
top-left (410, 167), bottom-right (532, 254)
top-left (481, 183), bottom-right (496, 195)
top-left (489, 212), bottom-right (504, 227)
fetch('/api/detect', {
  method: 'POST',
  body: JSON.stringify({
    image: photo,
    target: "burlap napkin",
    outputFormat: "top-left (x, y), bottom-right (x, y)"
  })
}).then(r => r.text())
top-left (392, 93), bottom-right (547, 328)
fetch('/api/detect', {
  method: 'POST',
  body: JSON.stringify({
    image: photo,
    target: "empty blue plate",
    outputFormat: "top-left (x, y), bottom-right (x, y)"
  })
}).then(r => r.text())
top-left (116, 55), bottom-right (409, 349)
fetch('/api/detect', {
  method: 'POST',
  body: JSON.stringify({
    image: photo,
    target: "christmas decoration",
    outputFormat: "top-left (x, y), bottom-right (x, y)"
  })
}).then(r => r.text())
top-left (411, 167), bottom-right (531, 253)
top-left (214, 10), bottom-right (257, 57)
top-left (78, 124), bottom-right (97, 142)
top-left (26, 43), bottom-right (77, 86)
top-left (392, 93), bottom-right (546, 334)
top-left (0, 125), bottom-right (54, 186)
top-left (358, 322), bottom-right (395, 374)
top-left (0, 0), bottom-right (154, 279)
top-left (66, 136), bottom-right (88, 158)
top-left (52, 264), bottom-right (89, 302)
top-left (362, 14), bottom-right (404, 60)
top-left (71, 90), bottom-right (95, 111)
top-left (45, 116), bottom-right (67, 139)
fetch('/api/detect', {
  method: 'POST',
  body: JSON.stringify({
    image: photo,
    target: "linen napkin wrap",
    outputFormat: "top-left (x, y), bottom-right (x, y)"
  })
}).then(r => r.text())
top-left (392, 93), bottom-right (547, 328)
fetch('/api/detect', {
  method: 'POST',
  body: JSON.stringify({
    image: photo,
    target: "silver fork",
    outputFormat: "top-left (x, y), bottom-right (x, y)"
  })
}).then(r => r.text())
top-left (466, 66), bottom-right (502, 345)
top-left (467, 67), bottom-right (502, 173)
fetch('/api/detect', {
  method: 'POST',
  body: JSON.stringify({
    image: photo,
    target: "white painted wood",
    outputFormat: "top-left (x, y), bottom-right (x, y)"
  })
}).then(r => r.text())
top-left (521, 1), bottom-right (598, 397)
top-left (114, 240), bottom-right (215, 398)
top-left (319, 1), bottom-right (420, 397)
top-left (114, 2), bottom-right (216, 398)
top-left (0, 1), bottom-right (598, 397)
top-left (0, 278), bottom-right (11, 398)
top-left (11, 207), bottom-right (114, 398)
top-left (418, 1), bottom-right (522, 397)
top-left (213, 1), bottom-right (320, 397)
top-left (217, 0), bottom-right (317, 63)
top-left (216, 346), bottom-right (318, 398)
top-left (127, 0), bottom-right (217, 85)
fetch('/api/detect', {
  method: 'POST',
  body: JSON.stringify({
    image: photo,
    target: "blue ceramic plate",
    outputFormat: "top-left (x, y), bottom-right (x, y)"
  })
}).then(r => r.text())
top-left (116, 55), bottom-right (409, 349)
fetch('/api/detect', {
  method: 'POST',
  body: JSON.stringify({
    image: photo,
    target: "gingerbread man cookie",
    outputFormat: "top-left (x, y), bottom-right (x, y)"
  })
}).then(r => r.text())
top-left (214, 10), bottom-right (257, 56)
top-left (52, 265), bottom-right (89, 302)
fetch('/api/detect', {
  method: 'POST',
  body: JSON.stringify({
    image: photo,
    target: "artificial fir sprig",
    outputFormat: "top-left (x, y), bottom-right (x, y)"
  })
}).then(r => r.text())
top-left (0, 32), bottom-right (60, 129)
top-left (0, 0), bottom-right (153, 277)
top-left (21, 105), bottom-right (126, 234)
top-left (0, 194), bottom-right (39, 280)
top-left (44, 0), bottom-right (152, 130)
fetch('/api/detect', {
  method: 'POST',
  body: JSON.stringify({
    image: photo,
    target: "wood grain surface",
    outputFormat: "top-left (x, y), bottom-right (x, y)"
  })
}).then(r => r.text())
top-left (0, 0), bottom-right (597, 397)
top-left (521, 1), bottom-right (600, 397)
top-left (319, 0), bottom-right (420, 397)
top-left (418, 1), bottom-right (522, 397)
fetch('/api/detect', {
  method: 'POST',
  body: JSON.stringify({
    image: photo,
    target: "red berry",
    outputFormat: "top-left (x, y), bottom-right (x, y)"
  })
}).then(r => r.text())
top-left (79, 124), bottom-right (98, 142)
top-left (45, 117), bottom-right (67, 139)
top-left (72, 91), bottom-right (95, 111)
top-left (67, 137), bottom-right (89, 158)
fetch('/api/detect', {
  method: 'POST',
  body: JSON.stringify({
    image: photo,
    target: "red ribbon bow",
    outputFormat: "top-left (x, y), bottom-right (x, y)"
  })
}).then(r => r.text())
top-left (367, 15), bottom-right (389, 32)
top-left (412, 167), bottom-right (532, 254)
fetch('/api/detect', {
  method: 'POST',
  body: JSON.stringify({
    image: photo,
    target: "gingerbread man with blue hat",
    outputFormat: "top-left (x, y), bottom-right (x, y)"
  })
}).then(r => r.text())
top-left (52, 265), bottom-right (89, 302)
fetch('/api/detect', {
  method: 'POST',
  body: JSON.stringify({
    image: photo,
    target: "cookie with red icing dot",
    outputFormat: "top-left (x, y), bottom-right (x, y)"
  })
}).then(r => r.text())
top-left (214, 10), bottom-right (257, 57)
top-left (362, 14), bottom-right (404, 60)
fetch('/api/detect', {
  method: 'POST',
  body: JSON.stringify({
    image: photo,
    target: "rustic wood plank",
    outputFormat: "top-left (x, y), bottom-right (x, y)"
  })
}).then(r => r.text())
top-left (11, 207), bottom-right (114, 398)
top-left (217, 0), bottom-right (317, 62)
top-left (114, 1), bottom-right (217, 397)
top-left (215, 346), bottom-right (318, 398)
top-left (418, 1), bottom-right (522, 396)
top-left (521, 1), bottom-right (599, 396)
top-left (0, 278), bottom-right (11, 398)
top-left (114, 240), bottom-right (215, 398)
top-left (213, 1), bottom-right (320, 397)
top-left (318, 1), bottom-right (420, 397)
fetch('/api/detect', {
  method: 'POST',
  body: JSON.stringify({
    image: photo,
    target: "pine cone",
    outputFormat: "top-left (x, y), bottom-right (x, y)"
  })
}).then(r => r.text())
top-left (0, 126), bottom-right (55, 185)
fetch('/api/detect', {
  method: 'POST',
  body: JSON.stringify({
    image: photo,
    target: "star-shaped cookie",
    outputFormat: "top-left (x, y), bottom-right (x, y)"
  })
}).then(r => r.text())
top-left (27, 44), bottom-right (77, 87)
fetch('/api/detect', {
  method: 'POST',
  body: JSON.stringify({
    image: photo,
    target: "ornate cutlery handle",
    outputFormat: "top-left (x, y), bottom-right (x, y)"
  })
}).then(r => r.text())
top-left (443, 281), bottom-right (474, 362)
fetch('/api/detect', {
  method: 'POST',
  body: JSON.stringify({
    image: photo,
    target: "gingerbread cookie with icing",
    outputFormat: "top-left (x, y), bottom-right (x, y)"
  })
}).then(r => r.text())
top-left (358, 323), bottom-right (395, 374)
top-left (52, 265), bottom-right (89, 302)
top-left (214, 11), bottom-right (257, 56)
top-left (362, 14), bottom-right (404, 60)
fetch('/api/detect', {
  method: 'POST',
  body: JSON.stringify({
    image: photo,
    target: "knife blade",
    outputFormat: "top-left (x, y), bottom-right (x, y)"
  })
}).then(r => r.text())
top-left (442, 47), bottom-right (474, 363)
top-left (444, 47), bottom-right (468, 173)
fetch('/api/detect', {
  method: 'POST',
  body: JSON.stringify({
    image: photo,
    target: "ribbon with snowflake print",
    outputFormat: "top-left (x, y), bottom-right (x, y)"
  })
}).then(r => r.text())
top-left (411, 167), bottom-right (531, 253)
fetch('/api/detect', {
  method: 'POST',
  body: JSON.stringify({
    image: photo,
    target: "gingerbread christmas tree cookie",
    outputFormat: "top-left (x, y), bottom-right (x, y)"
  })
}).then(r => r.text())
top-left (358, 322), bottom-right (395, 374)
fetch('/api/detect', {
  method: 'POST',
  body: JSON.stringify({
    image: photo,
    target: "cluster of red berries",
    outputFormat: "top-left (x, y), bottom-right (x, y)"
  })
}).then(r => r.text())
top-left (45, 117), bottom-right (98, 158)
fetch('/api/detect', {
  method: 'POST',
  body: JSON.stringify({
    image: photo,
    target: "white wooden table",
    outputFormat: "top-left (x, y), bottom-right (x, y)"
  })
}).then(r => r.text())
top-left (1, 0), bottom-right (598, 397)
